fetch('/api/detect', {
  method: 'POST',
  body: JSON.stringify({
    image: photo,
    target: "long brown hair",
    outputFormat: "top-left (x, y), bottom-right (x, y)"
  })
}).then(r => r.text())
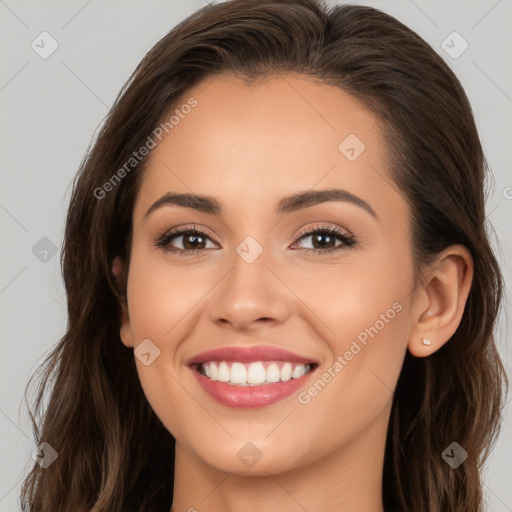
top-left (21, 1), bottom-right (508, 510)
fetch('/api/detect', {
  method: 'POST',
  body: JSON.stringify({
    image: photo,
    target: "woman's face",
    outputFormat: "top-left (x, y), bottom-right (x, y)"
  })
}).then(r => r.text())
top-left (119, 74), bottom-right (419, 475)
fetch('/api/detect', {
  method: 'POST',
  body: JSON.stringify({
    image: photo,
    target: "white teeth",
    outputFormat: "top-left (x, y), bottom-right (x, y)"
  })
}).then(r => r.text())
top-left (280, 363), bottom-right (292, 382)
top-left (218, 361), bottom-right (230, 382)
top-left (292, 364), bottom-right (307, 379)
top-left (247, 362), bottom-right (267, 384)
top-left (230, 362), bottom-right (247, 384)
top-left (200, 361), bottom-right (312, 386)
top-left (266, 363), bottom-right (281, 383)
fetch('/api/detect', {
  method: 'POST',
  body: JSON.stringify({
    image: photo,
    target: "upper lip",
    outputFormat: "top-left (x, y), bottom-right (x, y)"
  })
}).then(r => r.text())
top-left (185, 345), bottom-right (318, 366)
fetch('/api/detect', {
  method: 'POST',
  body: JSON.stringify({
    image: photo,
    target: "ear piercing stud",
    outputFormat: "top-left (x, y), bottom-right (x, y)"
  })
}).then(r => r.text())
top-left (422, 338), bottom-right (431, 346)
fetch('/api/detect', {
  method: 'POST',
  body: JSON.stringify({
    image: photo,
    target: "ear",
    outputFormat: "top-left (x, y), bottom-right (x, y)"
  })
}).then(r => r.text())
top-left (112, 256), bottom-right (134, 348)
top-left (407, 244), bottom-right (473, 357)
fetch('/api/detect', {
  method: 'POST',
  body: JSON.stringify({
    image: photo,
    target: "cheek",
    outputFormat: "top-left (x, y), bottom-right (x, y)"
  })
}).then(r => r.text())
top-left (124, 250), bottom-right (217, 434)
top-left (287, 248), bottom-right (412, 414)
top-left (126, 250), bottom-right (209, 339)
top-left (287, 248), bottom-right (412, 346)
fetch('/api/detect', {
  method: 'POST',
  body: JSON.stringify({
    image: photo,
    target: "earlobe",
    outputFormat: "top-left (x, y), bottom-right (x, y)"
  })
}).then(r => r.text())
top-left (119, 304), bottom-right (134, 348)
top-left (112, 256), bottom-right (134, 348)
top-left (408, 244), bottom-right (473, 357)
top-left (112, 255), bottom-right (123, 278)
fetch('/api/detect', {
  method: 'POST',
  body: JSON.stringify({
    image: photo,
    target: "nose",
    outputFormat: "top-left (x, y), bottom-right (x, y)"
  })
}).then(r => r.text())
top-left (207, 249), bottom-right (291, 332)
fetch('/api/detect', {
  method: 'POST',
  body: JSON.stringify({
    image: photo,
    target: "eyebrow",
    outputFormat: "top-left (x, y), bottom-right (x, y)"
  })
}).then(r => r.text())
top-left (144, 188), bottom-right (377, 219)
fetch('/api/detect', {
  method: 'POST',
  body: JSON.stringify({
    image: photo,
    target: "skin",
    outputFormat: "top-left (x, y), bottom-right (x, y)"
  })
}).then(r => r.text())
top-left (116, 74), bottom-right (473, 512)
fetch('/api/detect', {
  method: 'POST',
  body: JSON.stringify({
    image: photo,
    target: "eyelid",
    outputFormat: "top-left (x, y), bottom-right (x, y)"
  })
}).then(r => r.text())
top-left (164, 224), bottom-right (218, 242)
top-left (293, 222), bottom-right (354, 241)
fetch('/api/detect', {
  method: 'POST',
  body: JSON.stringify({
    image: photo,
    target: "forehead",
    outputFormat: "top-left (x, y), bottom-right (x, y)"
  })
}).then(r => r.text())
top-left (133, 73), bottom-right (396, 218)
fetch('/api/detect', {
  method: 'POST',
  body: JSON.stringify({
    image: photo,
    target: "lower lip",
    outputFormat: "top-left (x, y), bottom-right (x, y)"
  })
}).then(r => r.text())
top-left (190, 366), bottom-right (316, 408)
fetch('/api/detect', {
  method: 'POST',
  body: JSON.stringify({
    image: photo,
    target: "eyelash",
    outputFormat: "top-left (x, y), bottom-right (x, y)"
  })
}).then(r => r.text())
top-left (154, 223), bottom-right (356, 256)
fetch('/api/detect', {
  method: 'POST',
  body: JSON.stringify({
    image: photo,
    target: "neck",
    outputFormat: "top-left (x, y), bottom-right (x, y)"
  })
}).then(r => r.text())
top-left (170, 408), bottom-right (389, 512)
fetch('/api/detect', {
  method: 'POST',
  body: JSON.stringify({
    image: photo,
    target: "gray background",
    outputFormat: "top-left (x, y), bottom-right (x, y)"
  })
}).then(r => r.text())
top-left (1, 0), bottom-right (511, 510)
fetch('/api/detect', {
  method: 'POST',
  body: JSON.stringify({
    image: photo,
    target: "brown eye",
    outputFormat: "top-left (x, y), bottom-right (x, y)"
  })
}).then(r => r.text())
top-left (293, 225), bottom-right (356, 254)
top-left (155, 227), bottom-right (218, 255)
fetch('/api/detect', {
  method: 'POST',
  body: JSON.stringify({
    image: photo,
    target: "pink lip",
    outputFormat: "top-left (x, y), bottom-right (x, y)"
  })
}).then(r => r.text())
top-left (185, 345), bottom-right (318, 366)
top-left (186, 345), bottom-right (318, 408)
top-left (190, 366), bottom-right (317, 408)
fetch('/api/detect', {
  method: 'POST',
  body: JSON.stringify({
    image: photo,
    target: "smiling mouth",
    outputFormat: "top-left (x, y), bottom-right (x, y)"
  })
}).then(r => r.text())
top-left (193, 360), bottom-right (316, 386)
